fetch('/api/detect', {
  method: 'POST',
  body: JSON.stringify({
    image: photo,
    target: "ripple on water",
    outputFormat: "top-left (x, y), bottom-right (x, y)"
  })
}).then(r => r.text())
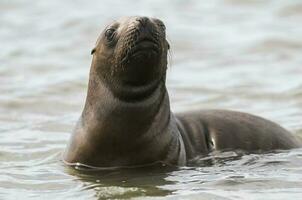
top-left (1, 0), bottom-right (302, 199)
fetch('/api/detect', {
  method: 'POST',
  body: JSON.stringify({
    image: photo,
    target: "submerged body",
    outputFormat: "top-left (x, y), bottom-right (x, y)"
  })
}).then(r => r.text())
top-left (63, 16), bottom-right (301, 168)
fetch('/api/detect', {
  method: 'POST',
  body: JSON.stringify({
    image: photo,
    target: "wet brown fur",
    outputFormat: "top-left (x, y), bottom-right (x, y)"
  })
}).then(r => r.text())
top-left (64, 16), bottom-right (301, 168)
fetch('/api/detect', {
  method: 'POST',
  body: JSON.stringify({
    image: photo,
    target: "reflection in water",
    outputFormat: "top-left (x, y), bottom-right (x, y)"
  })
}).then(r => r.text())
top-left (1, 0), bottom-right (302, 199)
top-left (65, 165), bottom-right (176, 199)
top-left (60, 149), bottom-right (302, 199)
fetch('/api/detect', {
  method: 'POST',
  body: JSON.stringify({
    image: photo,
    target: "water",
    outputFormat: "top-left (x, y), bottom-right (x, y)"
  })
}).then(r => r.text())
top-left (1, 0), bottom-right (302, 199)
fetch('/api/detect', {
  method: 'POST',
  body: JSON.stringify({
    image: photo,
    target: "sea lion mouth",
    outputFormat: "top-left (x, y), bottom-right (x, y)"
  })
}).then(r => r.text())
top-left (129, 39), bottom-right (160, 59)
top-left (120, 36), bottom-right (161, 65)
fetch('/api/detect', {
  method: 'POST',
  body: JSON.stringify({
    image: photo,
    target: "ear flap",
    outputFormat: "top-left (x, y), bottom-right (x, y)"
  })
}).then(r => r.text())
top-left (91, 48), bottom-right (96, 55)
top-left (166, 41), bottom-right (170, 50)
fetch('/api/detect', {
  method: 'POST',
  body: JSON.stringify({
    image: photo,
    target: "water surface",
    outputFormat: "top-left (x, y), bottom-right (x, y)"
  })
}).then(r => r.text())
top-left (1, 0), bottom-right (302, 199)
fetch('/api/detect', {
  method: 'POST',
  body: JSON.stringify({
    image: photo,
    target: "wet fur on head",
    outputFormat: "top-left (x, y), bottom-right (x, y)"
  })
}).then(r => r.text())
top-left (89, 16), bottom-right (170, 100)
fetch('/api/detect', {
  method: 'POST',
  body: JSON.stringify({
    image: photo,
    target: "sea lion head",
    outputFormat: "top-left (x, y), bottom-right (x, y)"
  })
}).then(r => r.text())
top-left (90, 16), bottom-right (170, 100)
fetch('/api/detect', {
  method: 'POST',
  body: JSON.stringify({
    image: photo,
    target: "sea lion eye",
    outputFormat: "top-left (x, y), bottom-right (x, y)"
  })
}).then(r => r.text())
top-left (105, 28), bottom-right (115, 41)
top-left (91, 48), bottom-right (96, 55)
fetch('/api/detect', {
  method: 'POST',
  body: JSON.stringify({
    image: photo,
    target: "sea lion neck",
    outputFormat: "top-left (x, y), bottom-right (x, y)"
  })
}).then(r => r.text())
top-left (87, 60), bottom-right (167, 102)
top-left (81, 75), bottom-right (171, 143)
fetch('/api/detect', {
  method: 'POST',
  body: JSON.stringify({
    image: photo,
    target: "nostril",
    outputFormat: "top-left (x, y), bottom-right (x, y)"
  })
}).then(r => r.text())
top-left (136, 17), bottom-right (149, 27)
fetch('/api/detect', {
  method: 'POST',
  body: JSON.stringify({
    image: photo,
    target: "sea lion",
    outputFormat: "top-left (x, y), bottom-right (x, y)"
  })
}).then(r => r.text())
top-left (63, 16), bottom-right (301, 169)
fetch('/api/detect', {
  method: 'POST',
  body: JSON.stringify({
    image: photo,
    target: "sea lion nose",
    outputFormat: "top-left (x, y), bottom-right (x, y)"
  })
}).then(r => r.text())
top-left (136, 17), bottom-right (149, 27)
